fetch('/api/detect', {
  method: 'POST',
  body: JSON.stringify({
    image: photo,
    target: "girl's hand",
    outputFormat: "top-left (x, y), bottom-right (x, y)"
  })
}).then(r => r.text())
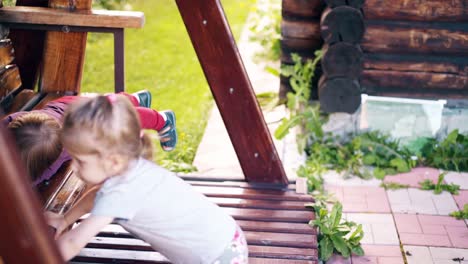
top-left (44, 211), bottom-right (68, 239)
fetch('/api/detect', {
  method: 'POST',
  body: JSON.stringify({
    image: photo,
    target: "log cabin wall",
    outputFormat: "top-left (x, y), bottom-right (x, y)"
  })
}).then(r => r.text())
top-left (280, 0), bottom-right (468, 113)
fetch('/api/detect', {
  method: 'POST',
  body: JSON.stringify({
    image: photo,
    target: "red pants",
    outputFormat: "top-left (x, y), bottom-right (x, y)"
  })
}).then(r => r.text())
top-left (54, 93), bottom-right (166, 131)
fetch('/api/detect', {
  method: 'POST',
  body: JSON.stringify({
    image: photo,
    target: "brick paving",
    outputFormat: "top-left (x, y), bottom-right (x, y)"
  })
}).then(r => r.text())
top-left (387, 188), bottom-right (459, 215)
top-left (394, 214), bottom-right (467, 248)
top-left (383, 167), bottom-right (441, 188)
top-left (404, 246), bottom-right (468, 264)
top-left (326, 186), bottom-right (391, 213)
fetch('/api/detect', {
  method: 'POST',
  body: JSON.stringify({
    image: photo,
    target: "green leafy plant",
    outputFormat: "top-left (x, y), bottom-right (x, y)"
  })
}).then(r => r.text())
top-left (247, 0), bottom-right (281, 61)
top-left (380, 182), bottom-right (410, 190)
top-left (419, 172), bottom-right (460, 195)
top-left (359, 131), bottom-right (416, 179)
top-left (275, 51), bottom-right (323, 150)
top-left (450, 204), bottom-right (468, 220)
top-left (422, 130), bottom-right (468, 172)
top-left (310, 203), bottom-right (365, 261)
top-left (93, 0), bottom-right (128, 10)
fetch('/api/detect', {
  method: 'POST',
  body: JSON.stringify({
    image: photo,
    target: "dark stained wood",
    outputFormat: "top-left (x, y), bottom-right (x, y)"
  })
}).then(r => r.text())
top-left (362, 23), bottom-right (468, 56)
top-left (363, 0), bottom-right (468, 22)
top-left (0, 7), bottom-right (145, 29)
top-left (86, 236), bottom-right (318, 259)
top-left (320, 6), bottom-right (365, 44)
top-left (281, 37), bottom-right (323, 52)
top-left (223, 207), bottom-right (314, 222)
top-left (185, 179), bottom-right (297, 190)
top-left (39, 0), bottom-right (93, 93)
top-left (322, 42), bottom-right (363, 78)
top-left (0, 39), bottom-right (14, 68)
top-left (0, 121), bottom-right (63, 264)
top-left (282, 0), bottom-right (325, 18)
top-left (209, 196), bottom-right (310, 210)
top-left (8, 0), bottom-right (48, 90)
top-left (193, 185), bottom-right (313, 201)
top-left (363, 53), bottom-right (468, 76)
top-left (4, 88), bottom-right (35, 114)
top-left (0, 64), bottom-right (21, 97)
top-left (248, 245), bottom-right (317, 260)
top-left (319, 76), bottom-right (361, 113)
top-left (96, 227), bottom-right (316, 250)
top-left (175, 0), bottom-right (288, 185)
top-left (325, 0), bottom-right (365, 8)
top-left (235, 220), bottom-right (316, 234)
top-left (361, 69), bottom-right (468, 91)
top-left (281, 19), bottom-right (320, 40)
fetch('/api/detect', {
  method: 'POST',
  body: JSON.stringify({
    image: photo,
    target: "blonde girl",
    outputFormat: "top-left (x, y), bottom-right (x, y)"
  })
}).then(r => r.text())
top-left (45, 95), bottom-right (248, 264)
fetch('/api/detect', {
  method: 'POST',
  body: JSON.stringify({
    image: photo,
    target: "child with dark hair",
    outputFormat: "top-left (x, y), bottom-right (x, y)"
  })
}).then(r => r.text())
top-left (1, 91), bottom-right (177, 185)
top-left (45, 95), bottom-right (248, 263)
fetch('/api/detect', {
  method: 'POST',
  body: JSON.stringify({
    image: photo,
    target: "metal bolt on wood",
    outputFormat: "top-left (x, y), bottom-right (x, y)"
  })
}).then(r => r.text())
top-left (229, 87), bottom-right (234, 94)
top-left (202, 20), bottom-right (207, 25)
top-left (62, 25), bottom-right (70, 33)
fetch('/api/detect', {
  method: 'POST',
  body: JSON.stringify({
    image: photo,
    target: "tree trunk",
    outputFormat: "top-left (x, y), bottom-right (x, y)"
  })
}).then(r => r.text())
top-left (282, 0), bottom-right (325, 18)
top-left (319, 76), bottom-right (361, 113)
top-left (363, 0), bottom-right (468, 22)
top-left (281, 18), bottom-right (320, 40)
top-left (322, 42), bottom-right (363, 78)
top-left (363, 54), bottom-right (468, 76)
top-left (0, 39), bottom-right (14, 69)
top-left (320, 6), bottom-right (365, 44)
top-left (362, 23), bottom-right (468, 56)
top-left (361, 69), bottom-right (468, 91)
top-left (325, 0), bottom-right (365, 9)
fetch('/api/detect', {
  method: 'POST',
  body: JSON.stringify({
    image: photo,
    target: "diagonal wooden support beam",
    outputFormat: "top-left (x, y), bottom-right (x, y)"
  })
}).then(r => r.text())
top-left (175, 0), bottom-right (288, 186)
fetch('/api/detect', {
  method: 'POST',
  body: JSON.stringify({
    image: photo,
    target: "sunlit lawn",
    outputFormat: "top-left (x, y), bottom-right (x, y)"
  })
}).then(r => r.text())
top-left (81, 0), bottom-right (254, 170)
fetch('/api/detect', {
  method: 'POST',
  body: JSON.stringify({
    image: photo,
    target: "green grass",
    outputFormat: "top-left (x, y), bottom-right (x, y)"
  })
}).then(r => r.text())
top-left (81, 0), bottom-right (254, 169)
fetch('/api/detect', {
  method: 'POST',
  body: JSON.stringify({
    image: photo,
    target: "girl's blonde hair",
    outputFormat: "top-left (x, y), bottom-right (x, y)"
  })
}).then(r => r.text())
top-left (8, 112), bottom-right (62, 181)
top-left (61, 95), bottom-right (153, 165)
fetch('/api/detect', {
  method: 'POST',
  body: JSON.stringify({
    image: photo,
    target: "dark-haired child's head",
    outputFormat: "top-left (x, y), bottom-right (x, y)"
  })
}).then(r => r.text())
top-left (8, 112), bottom-right (62, 181)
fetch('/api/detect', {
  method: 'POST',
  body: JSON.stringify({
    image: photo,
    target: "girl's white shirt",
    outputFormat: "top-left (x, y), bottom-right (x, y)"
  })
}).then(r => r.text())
top-left (91, 158), bottom-right (236, 264)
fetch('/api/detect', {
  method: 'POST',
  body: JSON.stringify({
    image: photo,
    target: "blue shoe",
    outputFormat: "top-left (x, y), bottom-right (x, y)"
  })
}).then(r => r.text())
top-left (159, 110), bottom-right (177, 152)
top-left (132, 90), bottom-right (152, 108)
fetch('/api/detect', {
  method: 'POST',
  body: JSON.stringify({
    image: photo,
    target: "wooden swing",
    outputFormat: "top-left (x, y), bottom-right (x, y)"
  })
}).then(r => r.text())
top-left (0, 0), bottom-right (317, 263)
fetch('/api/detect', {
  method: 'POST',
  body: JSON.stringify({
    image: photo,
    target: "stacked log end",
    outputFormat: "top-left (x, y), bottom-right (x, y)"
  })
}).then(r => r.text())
top-left (280, 0), bottom-right (325, 100)
top-left (281, 0), bottom-right (468, 113)
top-left (318, 3), bottom-right (364, 113)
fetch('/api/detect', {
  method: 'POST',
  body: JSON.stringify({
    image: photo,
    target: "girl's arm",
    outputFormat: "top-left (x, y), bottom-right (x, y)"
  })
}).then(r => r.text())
top-left (64, 185), bottom-right (101, 226)
top-left (57, 215), bottom-right (114, 261)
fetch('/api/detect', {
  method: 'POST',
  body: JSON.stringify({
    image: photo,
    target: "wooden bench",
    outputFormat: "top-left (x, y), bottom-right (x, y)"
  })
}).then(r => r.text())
top-left (0, 1), bottom-right (318, 263)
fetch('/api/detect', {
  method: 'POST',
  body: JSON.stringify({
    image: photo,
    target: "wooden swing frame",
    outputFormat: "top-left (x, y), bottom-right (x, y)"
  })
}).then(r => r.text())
top-left (0, 0), bottom-right (317, 263)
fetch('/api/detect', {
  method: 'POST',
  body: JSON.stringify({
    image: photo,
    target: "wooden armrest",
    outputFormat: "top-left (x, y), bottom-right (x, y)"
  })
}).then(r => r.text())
top-left (0, 6), bottom-right (145, 29)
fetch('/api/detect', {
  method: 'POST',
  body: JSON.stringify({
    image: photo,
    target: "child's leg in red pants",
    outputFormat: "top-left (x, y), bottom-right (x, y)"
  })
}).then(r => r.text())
top-left (114, 92), bottom-right (166, 131)
top-left (53, 93), bottom-right (166, 131)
